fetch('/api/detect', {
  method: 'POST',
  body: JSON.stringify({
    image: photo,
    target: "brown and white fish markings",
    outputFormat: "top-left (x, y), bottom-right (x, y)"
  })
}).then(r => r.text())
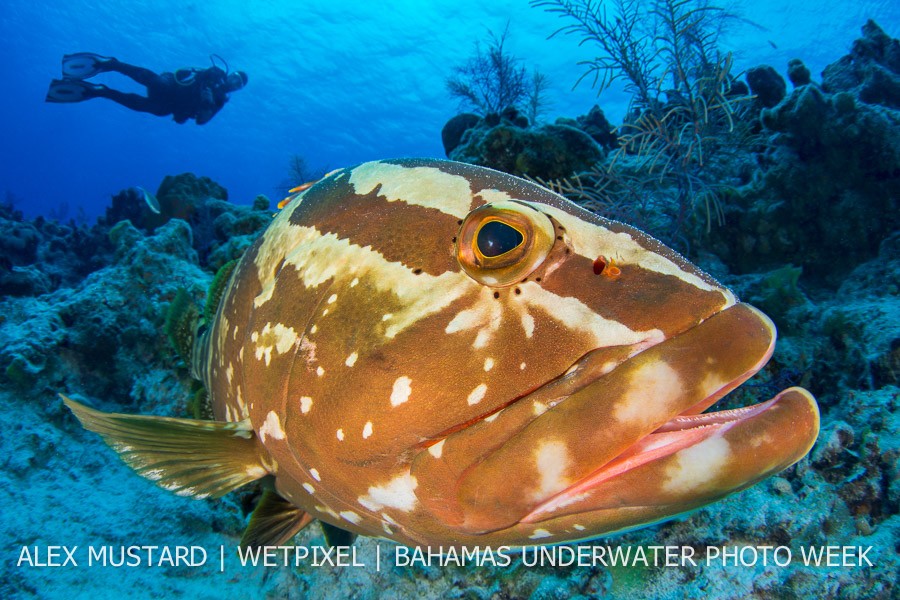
top-left (64, 158), bottom-right (819, 548)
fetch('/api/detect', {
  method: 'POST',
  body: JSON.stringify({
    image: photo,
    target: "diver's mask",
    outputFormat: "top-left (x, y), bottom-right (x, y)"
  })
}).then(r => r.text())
top-left (225, 71), bottom-right (248, 91)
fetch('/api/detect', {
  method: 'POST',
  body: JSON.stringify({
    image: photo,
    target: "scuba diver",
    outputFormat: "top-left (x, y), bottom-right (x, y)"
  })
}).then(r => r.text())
top-left (46, 53), bottom-right (248, 125)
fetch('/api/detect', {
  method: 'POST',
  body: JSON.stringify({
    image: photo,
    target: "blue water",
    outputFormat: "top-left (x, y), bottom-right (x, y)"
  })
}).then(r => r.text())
top-left (1, 0), bottom-right (897, 220)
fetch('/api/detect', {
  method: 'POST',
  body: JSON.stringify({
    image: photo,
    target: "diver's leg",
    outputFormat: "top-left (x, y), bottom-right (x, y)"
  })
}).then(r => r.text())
top-left (91, 85), bottom-right (170, 116)
top-left (101, 59), bottom-right (164, 88)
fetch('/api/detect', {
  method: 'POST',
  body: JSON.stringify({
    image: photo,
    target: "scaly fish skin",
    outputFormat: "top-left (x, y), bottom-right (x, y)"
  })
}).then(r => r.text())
top-left (67, 158), bottom-right (819, 548)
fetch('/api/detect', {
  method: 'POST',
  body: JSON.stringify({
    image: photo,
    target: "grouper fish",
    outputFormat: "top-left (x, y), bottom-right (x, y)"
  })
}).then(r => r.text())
top-left (64, 158), bottom-right (820, 548)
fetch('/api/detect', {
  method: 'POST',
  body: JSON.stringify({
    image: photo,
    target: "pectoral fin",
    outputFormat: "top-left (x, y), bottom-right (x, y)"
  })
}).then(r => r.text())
top-left (62, 395), bottom-right (270, 499)
top-left (240, 489), bottom-right (314, 549)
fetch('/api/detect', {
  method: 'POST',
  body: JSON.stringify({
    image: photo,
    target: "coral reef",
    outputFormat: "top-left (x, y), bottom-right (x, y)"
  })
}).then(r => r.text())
top-left (446, 24), bottom-right (550, 122)
top-left (0, 176), bottom-right (273, 409)
top-left (154, 173), bottom-right (229, 225)
top-left (0, 182), bottom-right (275, 596)
top-left (103, 173), bottom-right (228, 231)
top-left (440, 20), bottom-right (598, 179)
top-left (441, 112), bottom-right (481, 156)
top-left (567, 104), bottom-right (618, 151)
top-left (0, 219), bottom-right (207, 405)
top-left (822, 19), bottom-right (900, 108)
top-left (788, 58), bottom-right (812, 87)
top-left (706, 22), bottom-right (900, 288)
top-left (529, 0), bottom-right (758, 248)
top-left (102, 173), bottom-right (272, 271)
top-left (746, 65), bottom-right (787, 108)
top-left (0, 200), bottom-right (113, 296)
top-left (446, 107), bottom-right (604, 180)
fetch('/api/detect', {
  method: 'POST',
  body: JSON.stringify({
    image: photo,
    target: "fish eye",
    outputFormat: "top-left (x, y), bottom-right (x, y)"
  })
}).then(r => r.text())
top-left (476, 220), bottom-right (524, 257)
top-left (456, 201), bottom-right (555, 287)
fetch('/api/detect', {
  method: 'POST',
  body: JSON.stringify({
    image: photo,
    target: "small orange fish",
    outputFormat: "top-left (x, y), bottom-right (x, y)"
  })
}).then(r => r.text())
top-left (279, 169), bottom-right (342, 210)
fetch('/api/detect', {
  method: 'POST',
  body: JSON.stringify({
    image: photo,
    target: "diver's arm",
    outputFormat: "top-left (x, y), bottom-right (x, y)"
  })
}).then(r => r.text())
top-left (195, 85), bottom-right (227, 125)
top-left (195, 102), bottom-right (223, 125)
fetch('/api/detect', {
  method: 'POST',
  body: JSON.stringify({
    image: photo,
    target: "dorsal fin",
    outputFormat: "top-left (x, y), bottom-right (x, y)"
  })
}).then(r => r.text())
top-left (204, 259), bottom-right (239, 323)
top-left (163, 288), bottom-right (199, 365)
top-left (240, 489), bottom-right (314, 549)
top-left (62, 395), bottom-right (269, 499)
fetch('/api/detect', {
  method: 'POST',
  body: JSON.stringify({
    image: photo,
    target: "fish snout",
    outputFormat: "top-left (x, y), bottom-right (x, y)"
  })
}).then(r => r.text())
top-left (410, 303), bottom-right (819, 542)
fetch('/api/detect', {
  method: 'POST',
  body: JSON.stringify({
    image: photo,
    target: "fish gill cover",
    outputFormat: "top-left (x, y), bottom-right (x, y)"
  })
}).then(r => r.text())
top-left (0, 0), bottom-right (899, 599)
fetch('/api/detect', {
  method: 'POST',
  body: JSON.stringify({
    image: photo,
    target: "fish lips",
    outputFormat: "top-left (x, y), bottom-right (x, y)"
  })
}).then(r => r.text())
top-left (427, 302), bottom-right (819, 535)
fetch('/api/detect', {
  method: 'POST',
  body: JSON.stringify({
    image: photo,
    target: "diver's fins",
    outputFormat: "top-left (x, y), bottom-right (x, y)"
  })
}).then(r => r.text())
top-left (62, 52), bottom-right (112, 79)
top-left (45, 79), bottom-right (101, 103)
top-left (240, 489), bottom-right (314, 549)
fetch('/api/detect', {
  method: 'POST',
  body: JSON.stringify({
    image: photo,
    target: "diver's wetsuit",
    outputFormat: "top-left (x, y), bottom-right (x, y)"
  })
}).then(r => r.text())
top-left (91, 59), bottom-right (230, 124)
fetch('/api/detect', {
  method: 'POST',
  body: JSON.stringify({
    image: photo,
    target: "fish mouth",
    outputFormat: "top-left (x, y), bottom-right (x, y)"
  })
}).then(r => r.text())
top-left (520, 391), bottom-right (816, 524)
top-left (517, 302), bottom-right (821, 526)
top-left (413, 302), bottom-right (820, 536)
